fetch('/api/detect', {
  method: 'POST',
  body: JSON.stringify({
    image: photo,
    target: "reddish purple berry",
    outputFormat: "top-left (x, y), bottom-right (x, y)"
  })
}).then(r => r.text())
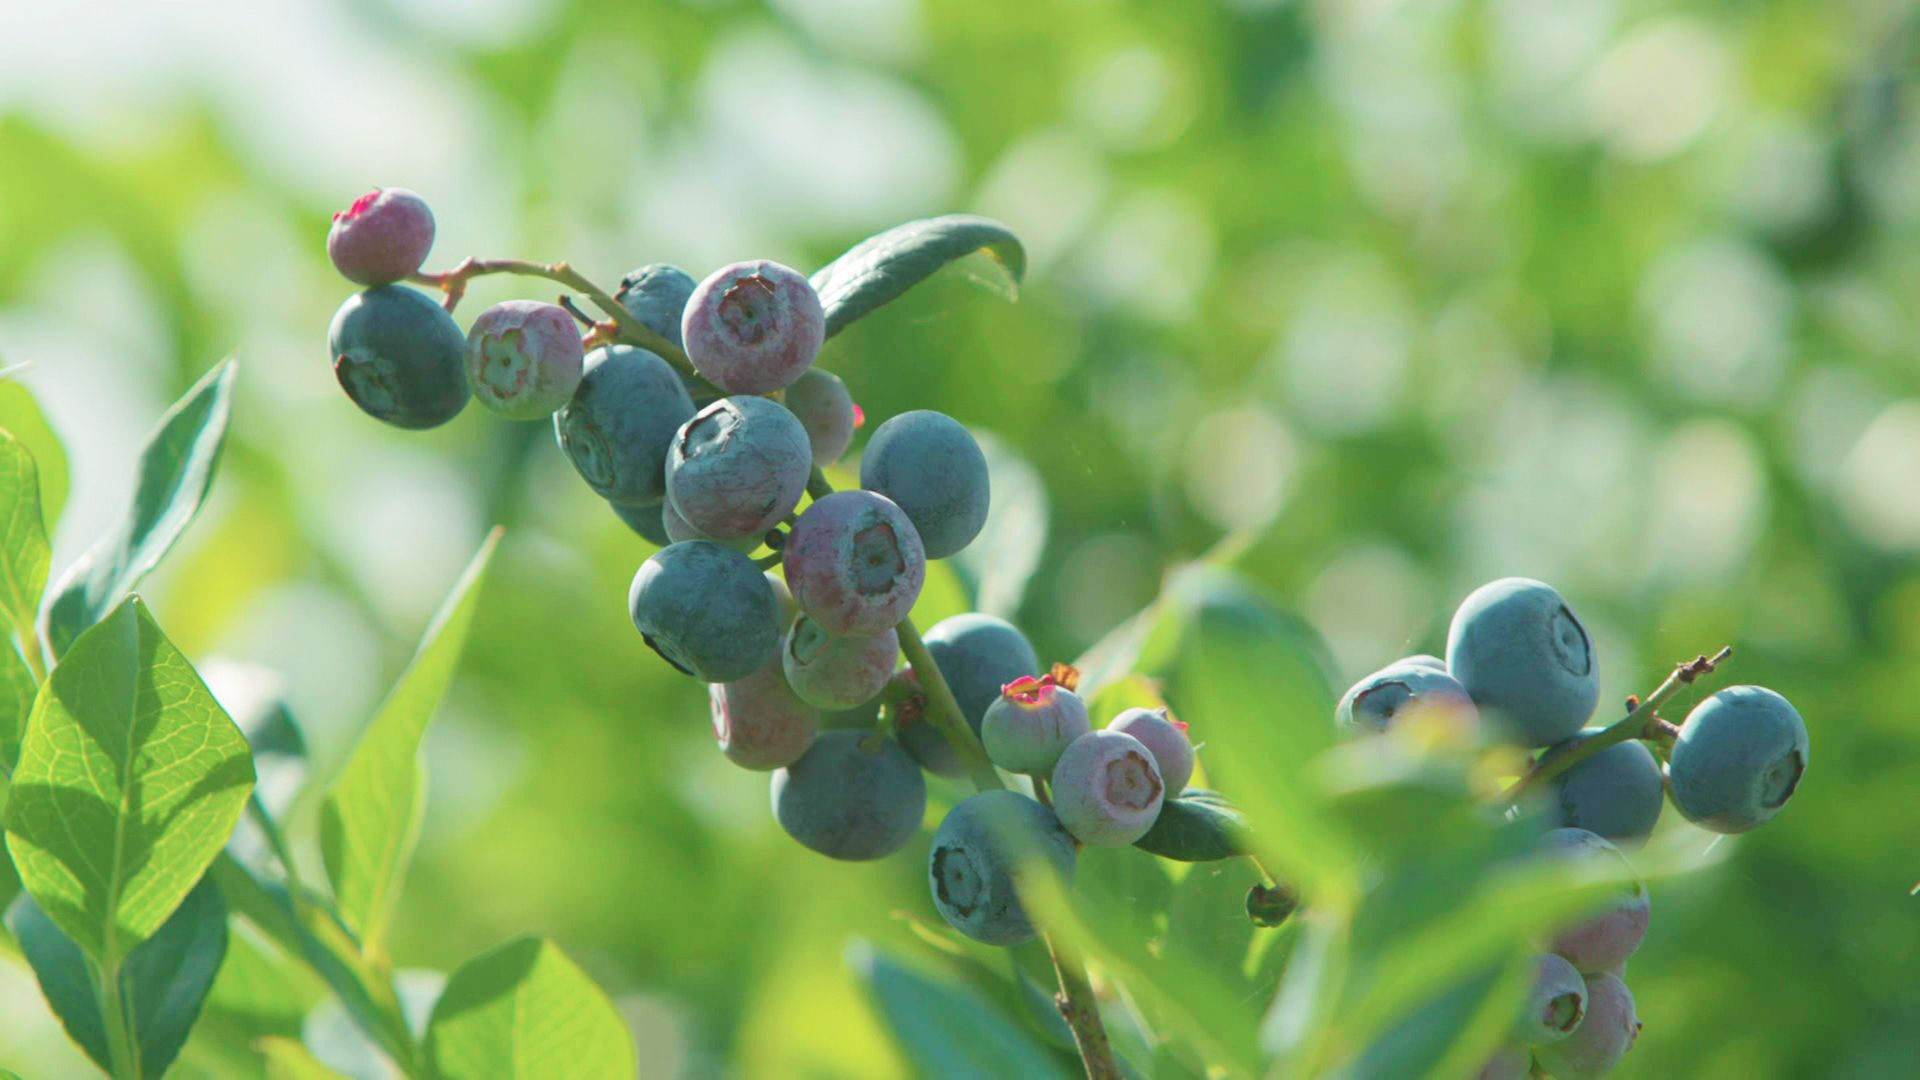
top-left (327, 187), bottom-right (435, 286)
top-left (1106, 706), bottom-right (1195, 794)
top-left (1542, 828), bottom-right (1650, 972)
top-left (783, 491), bottom-right (926, 637)
top-left (782, 616), bottom-right (898, 711)
top-left (785, 368), bottom-right (859, 466)
top-left (1534, 972), bottom-right (1639, 1078)
top-left (1050, 730), bottom-right (1165, 847)
top-left (682, 260), bottom-right (825, 393)
top-left (711, 658), bottom-right (819, 770)
top-left (980, 675), bottom-right (1090, 775)
top-left (464, 300), bottom-right (584, 420)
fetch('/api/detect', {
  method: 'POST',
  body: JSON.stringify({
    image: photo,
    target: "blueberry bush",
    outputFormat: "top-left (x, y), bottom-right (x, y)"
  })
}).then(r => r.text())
top-left (0, 184), bottom-right (1819, 1078)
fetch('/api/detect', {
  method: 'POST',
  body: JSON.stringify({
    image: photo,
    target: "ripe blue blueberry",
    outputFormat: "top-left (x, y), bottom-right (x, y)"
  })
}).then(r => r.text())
top-left (465, 300), bottom-right (584, 420)
top-left (554, 345), bottom-right (696, 505)
top-left (785, 368), bottom-right (859, 466)
top-left (858, 410), bottom-right (990, 559)
top-left (683, 260), bottom-right (825, 393)
top-left (1516, 953), bottom-right (1587, 1046)
top-left (1401, 654), bottom-right (1448, 671)
top-left (1106, 707), bottom-right (1195, 794)
top-left (1668, 685), bottom-right (1808, 834)
top-left (665, 396), bottom-right (812, 540)
top-left (782, 615), bottom-right (899, 711)
top-left (628, 540), bottom-right (782, 682)
top-left (1050, 730), bottom-right (1165, 847)
top-left (1335, 661), bottom-right (1478, 735)
top-left (771, 730), bottom-right (926, 861)
top-left (928, 791), bottom-right (1077, 946)
top-left (328, 285), bottom-right (469, 429)
top-left (902, 614), bottom-right (1041, 776)
top-left (1540, 828), bottom-right (1650, 973)
top-left (327, 187), bottom-right (435, 286)
top-left (1545, 732), bottom-right (1664, 845)
top-left (711, 658), bottom-right (819, 770)
top-left (783, 490), bottom-right (926, 637)
top-left (980, 675), bottom-right (1090, 774)
top-left (1533, 972), bottom-right (1639, 1078)
top-left (616, 264), bottom-right (697, 348)
top-left (1446, 578), bottom-right (1600, 747)
top-left (610, 499), bottom-right (670, 546)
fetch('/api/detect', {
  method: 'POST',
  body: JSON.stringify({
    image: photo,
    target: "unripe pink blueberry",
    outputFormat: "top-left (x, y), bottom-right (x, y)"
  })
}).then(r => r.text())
top-left (1471, 1044), bottom-right (1532, 1080)
top-left (711, 659), bottom-right (819, 770)
top-left (783, 615), bottom-right (899, 711)
top-left (464, 300), bottom-right (584, 420)
top-left (327, 187), bottom-right (435, 286)
top-left (783, 490), bottom-right (926, 637)
top-left (682, 260), bottom-right (826, 393)
top-left (980, 675), bottom-right (1091, 774)
top-left (1541, 827), bottom-right (1650, 972)
top-left (784, 368), bottom-right (860, 465)
top-left (1050, 730), bottom-right (1165, 846)
top-left (1105, 706), bottom-right (1194, 794)
top-left (1534, 972), bottom-right (1639, 1078)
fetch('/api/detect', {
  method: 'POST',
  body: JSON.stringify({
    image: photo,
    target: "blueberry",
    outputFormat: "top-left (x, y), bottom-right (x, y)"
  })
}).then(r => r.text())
top-left (327, 187), bottom-right (434, 286)
top-left (858, 410), bottom-right (990, 560)
top-left (1533, 972), bottom-right (1639, 1079)
top-left (1544, 732), bottom-right (1664, 845)
top-left (1335, 661), bottom-right (1478, 735)
top-left (1050, 730), bottom-right (1165, 847)
top-left (328, 285), bottom-right (469, 429)
top-left (1445, 578), bottom-right (1600, 747)
top-left (1106, 707), bottom-right (1196, 794)
top-left (712, 658), bottom-right (819, 770)
top-left (980, 675), bottom-right (1091, 774)
top-left (610, 499), bottom-right (670, 546)
top-left (628, 540), bottom-right (781, 682)
top-left (554, 345), bottom-right (696, 505)
top-left (901, 614), bottom-right (1041, 777)
top-left (783, 491), bottom-right (926, 637)
top-left (770, 730), bottom-right (926, 861)
top-left (665, 396), bottom-right (812, 540)
top-left (1540, 828), bottom-right (1650, 973)
top-left (928, 791), bottom-right (1077, 946)
top-left (1515, 953), bottom-right (1587, 1046)
top-left (785, 368), bottom-right (858, 466)
top-left (783, 615), bottom-right (899, 711)
top-left (663, 499), bottom-right (760, 553)
top-left (616, 264), bottom-right (697, 348)
top-left (1471, 1044), bottom-right (1533, 1080)
top-left (464, 300), bottom-right (584, 420)
top-left (1401, 654), bottom-right (1448, 671)
top-left (1668, 685), bottom-right (1808, 834)
top-left (683, 260), bottom-right (825, 394)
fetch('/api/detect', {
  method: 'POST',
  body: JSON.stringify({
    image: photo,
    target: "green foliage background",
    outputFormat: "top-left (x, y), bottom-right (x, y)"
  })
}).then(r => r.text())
top-left (2, 0), bottom-right (1917, 1075)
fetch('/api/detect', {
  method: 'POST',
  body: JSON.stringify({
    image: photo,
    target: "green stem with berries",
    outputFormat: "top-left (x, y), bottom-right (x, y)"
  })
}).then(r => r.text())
top-left (1500, 647), bottom-right (1733, 804)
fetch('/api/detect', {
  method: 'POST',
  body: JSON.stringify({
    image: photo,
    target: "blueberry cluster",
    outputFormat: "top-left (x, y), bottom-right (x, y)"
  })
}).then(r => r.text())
top-left (1340, 577), bottom-right (1811, 1077)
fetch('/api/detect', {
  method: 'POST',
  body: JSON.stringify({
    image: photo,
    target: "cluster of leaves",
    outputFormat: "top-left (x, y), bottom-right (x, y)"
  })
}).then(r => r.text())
top-left (0, 369), bottom-right (632, 1077)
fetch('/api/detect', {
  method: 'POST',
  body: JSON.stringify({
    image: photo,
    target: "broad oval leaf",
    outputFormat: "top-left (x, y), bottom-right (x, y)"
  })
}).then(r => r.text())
top-left (0, 375), bottom-right (70, 532)
top-left (6, 873), bottom-right (230, 1079)
top-left (322, 529), bottom-right (499, 954)
top-left (849, 941), bottom-right (1068, 1079)
top-left (43, 360), bottom-right (237, 657)
top-left (0, 428), bottom-right (50, 631)
top-left (1134, 790), bottom-right (1252, 862)
top-left (424, 936), bottom-right (635, 1080)
top-left (811, 215), bottom-right (1026, 338)
top-left (0, 638), bottom-right (35, 774)
top-left (4, 597), bottom-right (254, 964)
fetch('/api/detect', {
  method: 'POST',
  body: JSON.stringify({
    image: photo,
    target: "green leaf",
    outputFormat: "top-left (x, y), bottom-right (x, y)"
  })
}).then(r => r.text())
top-left (850, 941), bottom-right (1068, 1079)
top-left (321, 529), bottom-right (500, 953)
top-left (6, 874), bottom-right (230, 1079)
top-left (0, 429), bottom-right (50, 632)
top-left (259, 1036), bottom-right (352, 1080)
top-left (951, 433), bottom-right (1049, 619)
top-left (43, 360), bottom-right (237, 657)
top-left (4, 597), bottom-right (255, 964)
top-left (0, 376), bottom-right (70, 532)
top-left (424, 936), bottom-right (636, 1079)
top-left (0, 637), bottom-right (36, 774)
top-left (1135, 790), bottom-right (1253, 863)
top-left (811, 214), bottom-right (1026, 338)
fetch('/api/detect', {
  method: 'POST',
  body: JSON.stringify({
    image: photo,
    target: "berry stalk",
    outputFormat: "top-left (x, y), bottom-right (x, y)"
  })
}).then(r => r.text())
top-left (1501, 646), bottom-right (1733, 803)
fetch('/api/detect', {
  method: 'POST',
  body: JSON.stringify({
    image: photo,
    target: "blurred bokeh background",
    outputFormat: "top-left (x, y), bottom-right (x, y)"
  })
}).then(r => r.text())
top-left (2, 0), bottom-right (1917, 1075)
